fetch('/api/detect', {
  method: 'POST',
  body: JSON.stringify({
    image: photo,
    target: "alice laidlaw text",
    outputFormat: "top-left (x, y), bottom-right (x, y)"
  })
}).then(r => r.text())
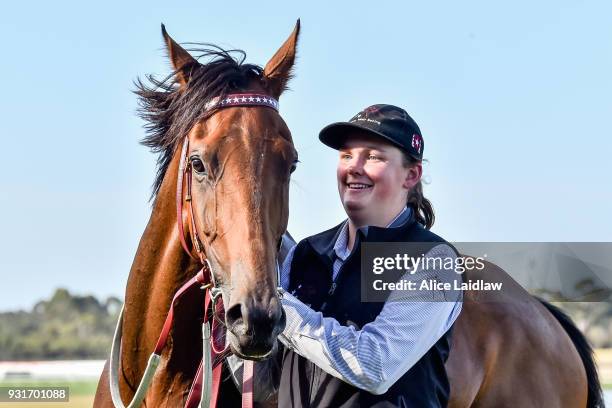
top-left (373, 279), bottom-right (503, 292)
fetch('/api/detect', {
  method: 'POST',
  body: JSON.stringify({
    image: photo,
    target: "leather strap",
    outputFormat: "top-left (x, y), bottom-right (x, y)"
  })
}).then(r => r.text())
top-left (210, 298), bottom-right (228, 355)
top-left (209, 363), bottom-right (223, 408)
top-left (186, 158), bottom-right (207, 265)
top-left (177, 137), bottom-right (198, 261)
top-left (184, 355), bottom-right (224, 408)
top-left (204, 93), bottom-right (279, 112)
top-left (184, 290), bottom-right (232, 408)
top-left (154, 270), bottom-right (206, 355)
top-left (241, 360), bottom-right (254, 408)
top-left (185, 361), bottom-right (203, 408)
top-left (185, 287), bottom-right (214, 408)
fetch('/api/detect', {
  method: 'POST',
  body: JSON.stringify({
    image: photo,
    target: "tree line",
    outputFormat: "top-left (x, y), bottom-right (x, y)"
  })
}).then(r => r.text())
top-left (0, 288), bottom-right (121, 360)
top-left (0, 288), bottom-right (610, 361)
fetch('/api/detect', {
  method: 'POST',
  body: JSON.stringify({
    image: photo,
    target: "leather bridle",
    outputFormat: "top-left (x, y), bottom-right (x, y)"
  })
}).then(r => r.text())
top-left (109, 93), bottom-right (281, 408)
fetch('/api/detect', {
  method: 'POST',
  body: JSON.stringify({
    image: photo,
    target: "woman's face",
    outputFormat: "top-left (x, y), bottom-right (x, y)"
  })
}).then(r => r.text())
top-left (336, 132), bottom-right (421, 226)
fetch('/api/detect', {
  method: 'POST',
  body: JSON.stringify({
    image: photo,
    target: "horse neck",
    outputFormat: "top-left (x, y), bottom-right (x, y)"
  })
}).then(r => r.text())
top-left (121, 148), bottom-right (202, 389)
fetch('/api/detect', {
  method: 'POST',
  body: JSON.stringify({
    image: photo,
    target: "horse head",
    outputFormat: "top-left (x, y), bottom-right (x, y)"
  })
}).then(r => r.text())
top-left (144, 22), bottom-right (300, 359)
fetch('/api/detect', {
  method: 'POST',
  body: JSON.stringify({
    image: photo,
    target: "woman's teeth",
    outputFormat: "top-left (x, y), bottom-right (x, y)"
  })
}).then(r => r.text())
top-left (348, 183), bottom-right (372, 189)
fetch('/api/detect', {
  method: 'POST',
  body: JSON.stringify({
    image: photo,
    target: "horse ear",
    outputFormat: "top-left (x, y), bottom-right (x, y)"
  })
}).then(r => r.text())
top-left (161, 24), bottom-right (198, 88)
top-left (263, 19), bottom-right (300, 98)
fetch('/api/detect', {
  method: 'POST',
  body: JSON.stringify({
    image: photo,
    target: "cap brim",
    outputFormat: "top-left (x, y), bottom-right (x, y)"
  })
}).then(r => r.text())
top-left (319, 121), bottom-right (416, 157)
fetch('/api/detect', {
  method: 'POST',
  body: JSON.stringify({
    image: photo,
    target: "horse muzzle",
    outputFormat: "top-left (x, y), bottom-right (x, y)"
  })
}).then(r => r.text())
top-left (225, 292), bottom-right (286, 359)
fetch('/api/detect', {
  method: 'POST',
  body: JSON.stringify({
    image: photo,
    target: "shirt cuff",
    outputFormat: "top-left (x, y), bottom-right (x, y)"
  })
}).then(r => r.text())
top-left (278, 289), bottom-right (317, 347)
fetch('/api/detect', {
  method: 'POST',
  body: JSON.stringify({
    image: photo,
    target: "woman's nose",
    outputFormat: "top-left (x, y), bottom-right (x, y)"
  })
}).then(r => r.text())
top-left (347, 159), bottom-right (364, 175)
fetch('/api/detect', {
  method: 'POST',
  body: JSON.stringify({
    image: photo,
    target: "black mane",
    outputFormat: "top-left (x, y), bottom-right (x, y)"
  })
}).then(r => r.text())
top-left (135, 45), bottom-right (264, 198)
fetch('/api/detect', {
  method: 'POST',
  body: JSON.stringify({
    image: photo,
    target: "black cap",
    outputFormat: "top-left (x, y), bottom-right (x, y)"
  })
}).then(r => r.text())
top-left (319, 104), bottom-right (424, 160)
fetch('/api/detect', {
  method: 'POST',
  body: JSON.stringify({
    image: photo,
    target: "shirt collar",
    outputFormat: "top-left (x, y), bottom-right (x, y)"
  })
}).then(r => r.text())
top-left (333, 206), bottom-right (411, 261)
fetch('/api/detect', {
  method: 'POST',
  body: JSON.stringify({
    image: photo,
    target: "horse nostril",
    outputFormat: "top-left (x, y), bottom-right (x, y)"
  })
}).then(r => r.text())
top-left (225, 302), bottom-right (245, 330)
top-left (226, 297), bottom-right (285, 347)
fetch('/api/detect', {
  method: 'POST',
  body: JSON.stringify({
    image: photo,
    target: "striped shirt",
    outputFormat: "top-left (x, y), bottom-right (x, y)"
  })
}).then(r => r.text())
top-left (277, 207), bottom-right (463, 395)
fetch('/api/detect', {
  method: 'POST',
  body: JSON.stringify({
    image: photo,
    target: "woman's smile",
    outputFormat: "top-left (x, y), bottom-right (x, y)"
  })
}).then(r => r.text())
top-left (346, 182), bottom-right (374, 190)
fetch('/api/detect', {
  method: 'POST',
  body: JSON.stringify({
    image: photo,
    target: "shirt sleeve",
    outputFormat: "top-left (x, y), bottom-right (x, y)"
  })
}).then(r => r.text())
top-left (278, 243), bottom-right (463, 395)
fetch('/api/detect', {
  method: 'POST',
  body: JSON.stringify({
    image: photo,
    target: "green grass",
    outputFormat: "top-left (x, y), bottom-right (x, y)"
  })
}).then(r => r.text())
top-left (0, 394), bottom-right (93, 408)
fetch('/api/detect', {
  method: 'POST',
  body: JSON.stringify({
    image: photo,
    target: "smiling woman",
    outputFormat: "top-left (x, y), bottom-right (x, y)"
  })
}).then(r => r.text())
top-left (323, 104), bottom-right (434, 233)
top-left (267, 104), bottom-right (465, 407)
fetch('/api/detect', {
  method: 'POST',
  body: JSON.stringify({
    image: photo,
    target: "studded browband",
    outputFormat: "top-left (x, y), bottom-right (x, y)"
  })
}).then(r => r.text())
top-left (204, 93), bottom-right (279, 112)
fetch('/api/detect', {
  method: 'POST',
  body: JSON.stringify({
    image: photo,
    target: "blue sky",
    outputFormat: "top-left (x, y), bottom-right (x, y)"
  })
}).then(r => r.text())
top-left (1, 0), bottom-right (611, 311)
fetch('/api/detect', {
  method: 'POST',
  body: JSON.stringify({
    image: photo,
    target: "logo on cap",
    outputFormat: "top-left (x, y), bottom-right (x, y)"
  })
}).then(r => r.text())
top-left (364, 106), bottom-right (381, 115)
top-left (411, 134), bottom-right (422, 153)
top-left (350, 111), bottom-right (381, 125)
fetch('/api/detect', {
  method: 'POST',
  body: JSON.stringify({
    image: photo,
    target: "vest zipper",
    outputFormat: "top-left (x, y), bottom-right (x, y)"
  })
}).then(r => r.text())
top-left (320, 282), bottom-right (337, 310)
top-left (321, 231), bottom-right (366, 310)
top-left (320, 245), bottom-right (355, 309)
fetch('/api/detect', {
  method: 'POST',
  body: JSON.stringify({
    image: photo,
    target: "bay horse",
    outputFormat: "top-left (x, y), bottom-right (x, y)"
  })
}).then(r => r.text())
top-left (94, 22), bottom-right (300, 407)
top-left (446, 261), bottom-right (604, 407)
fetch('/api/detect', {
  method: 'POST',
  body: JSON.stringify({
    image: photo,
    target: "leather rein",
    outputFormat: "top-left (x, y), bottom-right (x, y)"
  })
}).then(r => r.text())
top-left (109, 93), bottom-right (280, 408)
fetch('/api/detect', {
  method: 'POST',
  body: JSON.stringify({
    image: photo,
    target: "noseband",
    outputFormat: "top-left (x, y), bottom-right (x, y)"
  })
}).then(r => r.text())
top-left (109, 93), bottom-right (280, 408)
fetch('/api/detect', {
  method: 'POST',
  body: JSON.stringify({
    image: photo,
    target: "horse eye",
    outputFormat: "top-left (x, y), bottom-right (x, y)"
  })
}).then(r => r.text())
top-left (290, 160), bottom-right (298, 174)
top-left (191, 157), bottom-right (206, 174)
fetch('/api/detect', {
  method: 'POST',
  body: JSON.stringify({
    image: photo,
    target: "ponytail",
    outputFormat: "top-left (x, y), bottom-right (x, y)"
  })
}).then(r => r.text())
top-left (403, 154), bottom-right (435, 230)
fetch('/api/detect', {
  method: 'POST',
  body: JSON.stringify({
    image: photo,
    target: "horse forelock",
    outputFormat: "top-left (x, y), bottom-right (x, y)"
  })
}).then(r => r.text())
top-left (134, 44), bottom-right (265, 200)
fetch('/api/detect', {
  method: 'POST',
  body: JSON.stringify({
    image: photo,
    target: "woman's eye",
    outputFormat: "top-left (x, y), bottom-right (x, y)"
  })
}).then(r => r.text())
top-left (368, 155), bottom-right (379, 160)
top-left (191, 158), bottom-right (206, 174)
